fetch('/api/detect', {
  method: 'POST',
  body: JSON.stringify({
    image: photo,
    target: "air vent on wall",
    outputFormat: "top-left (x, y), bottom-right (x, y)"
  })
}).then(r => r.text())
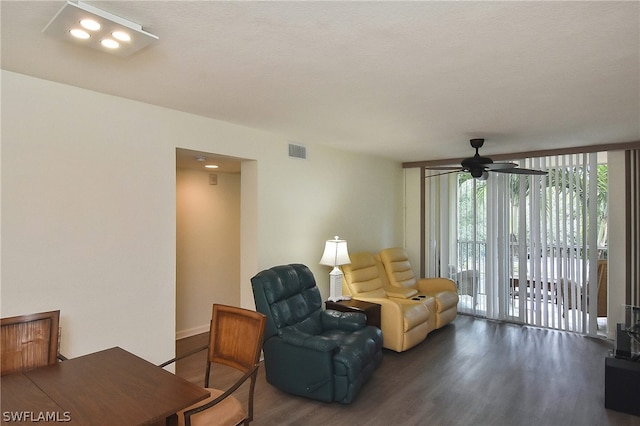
top-left (288, 144), bottom-right (307, 159)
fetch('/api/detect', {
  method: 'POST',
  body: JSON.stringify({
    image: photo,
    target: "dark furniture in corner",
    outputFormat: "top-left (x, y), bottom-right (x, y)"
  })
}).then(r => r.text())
top-left (251, 263), bottom-right (383, 404)
top-left (605, 323), bottom-right (640, 417)
top-left (605, 356), bottom-right (640, 417)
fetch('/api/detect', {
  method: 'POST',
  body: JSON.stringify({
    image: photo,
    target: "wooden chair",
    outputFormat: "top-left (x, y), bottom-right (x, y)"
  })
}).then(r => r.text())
top-left (160, 304), bottom-right (266, 426)
top-left (1, 310), bottom-right (65, 376)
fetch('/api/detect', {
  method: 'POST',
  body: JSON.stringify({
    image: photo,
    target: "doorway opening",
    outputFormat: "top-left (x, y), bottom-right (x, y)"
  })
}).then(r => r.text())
top-left (175, 148), bottom-right (246, 339)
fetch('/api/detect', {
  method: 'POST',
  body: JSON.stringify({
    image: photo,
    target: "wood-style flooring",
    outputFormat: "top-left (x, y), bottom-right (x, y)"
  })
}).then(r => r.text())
top-left (175, 315), bottom-right (639, 426)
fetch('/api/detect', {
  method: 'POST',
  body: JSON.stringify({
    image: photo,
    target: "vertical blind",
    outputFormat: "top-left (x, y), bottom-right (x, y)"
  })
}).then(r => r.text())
top-left (628, 150), bottom-right (640, 306)
top-left (426, 152), bottom-right (604, 335)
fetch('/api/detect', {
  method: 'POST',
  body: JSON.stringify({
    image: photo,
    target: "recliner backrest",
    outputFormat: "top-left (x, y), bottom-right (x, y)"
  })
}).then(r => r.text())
top-left (251, 264), bottom-right (324, 340)
top-left (342, 252), bottom-right (388, 298)
top-left (379, 247), bottom-right (419, 289)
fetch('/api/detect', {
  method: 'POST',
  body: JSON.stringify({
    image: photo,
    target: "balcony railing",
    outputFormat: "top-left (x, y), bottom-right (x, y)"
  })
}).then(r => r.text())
top-left (452, 240), bottom-right (607, 323)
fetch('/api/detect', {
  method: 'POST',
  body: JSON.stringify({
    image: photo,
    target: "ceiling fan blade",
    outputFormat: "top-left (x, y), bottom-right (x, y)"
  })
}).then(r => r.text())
top-left (424, 166), bottom-right (464, 171)
top-left (491, 167), bottom-right (547, 175)
top-left (425, 170), bottom-right (462, 178)
top-left (485, 162), bottom-right (518, 170)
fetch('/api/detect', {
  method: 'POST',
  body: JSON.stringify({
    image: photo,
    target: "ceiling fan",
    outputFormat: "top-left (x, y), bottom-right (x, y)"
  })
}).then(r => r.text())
top-left (425, 138), bottom-right (547, 180)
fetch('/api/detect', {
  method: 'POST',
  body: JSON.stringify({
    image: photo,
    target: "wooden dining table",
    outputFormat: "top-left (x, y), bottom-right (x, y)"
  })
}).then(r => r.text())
top-left (1, 346), bottom-right (210, 425)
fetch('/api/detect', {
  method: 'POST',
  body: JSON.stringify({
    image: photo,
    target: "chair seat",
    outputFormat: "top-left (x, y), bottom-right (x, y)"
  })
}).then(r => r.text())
top-left (428, 291), bottom-right (459, 313)
top-left (177, 388), bottom-right (246, 426)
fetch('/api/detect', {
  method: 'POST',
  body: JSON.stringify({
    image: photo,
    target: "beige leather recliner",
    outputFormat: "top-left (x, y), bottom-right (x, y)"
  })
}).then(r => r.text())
top-left (379, 247), bottom-right (459, 329)
top-left (341, 252), bottom-right (435, 352)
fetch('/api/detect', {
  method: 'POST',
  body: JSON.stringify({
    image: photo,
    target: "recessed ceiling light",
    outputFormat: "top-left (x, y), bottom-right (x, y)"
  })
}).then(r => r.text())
top-left (43, 1), bottom-right (158, 57)
top-left (101, 39), bottom-right (119, 49)
top-left (205, 165), bottom-right (219, 169)
top-left (112, 31), bottom-right (131, 42)
top-left (80, 18), bottom-right (100, 31)
top-left (70, 28), bottom-right (90, 39)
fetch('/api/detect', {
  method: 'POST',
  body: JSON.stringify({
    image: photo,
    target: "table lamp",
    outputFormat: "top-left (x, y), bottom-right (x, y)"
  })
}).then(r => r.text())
top-left (320, 236), bottom-right (351, 302)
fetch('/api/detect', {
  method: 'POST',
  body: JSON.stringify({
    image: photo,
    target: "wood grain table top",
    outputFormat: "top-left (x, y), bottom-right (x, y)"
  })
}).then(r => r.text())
top-left (1, 347), bottom-right (209, 426)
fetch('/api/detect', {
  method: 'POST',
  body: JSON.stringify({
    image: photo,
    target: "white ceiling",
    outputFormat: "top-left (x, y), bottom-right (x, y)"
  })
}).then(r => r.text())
top-left (2, 1), bottom-right (639, 164)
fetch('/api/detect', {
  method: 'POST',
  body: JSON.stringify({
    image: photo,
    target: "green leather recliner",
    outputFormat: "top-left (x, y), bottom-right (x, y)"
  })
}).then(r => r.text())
top-left (251, 264), bottom-right (383, 404)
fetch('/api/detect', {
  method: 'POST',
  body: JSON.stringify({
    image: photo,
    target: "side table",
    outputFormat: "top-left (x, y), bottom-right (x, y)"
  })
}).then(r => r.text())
top-left (325, 299), bottom-right (381, 329)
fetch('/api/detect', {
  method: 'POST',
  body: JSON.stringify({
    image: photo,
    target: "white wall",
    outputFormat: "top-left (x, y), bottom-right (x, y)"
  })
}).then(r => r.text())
top-left (176, 169), bottom-right (241, 338)
top-left (1, 71), bottom-right (404, 362)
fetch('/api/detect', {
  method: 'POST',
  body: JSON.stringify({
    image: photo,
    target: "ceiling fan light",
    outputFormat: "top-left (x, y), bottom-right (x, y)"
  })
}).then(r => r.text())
top-left (470, 168), bottom-right (485, 178)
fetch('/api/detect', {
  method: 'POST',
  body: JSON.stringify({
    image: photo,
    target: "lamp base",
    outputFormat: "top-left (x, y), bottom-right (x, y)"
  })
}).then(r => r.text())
top-left (328, 267), bottom-right (344, 302)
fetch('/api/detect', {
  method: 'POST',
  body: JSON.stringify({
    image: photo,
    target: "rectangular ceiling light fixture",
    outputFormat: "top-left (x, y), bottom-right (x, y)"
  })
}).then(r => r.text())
top-left (43, 1), bottom-right (159, 57)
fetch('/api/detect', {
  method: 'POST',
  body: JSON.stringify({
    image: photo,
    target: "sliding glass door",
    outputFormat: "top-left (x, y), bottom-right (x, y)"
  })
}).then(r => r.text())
top-left (426, 152), bottom-right (608, 335)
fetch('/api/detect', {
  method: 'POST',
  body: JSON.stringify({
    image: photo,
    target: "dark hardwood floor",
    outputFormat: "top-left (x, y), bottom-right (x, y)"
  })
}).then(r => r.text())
top-left (175, 315), bottom-right (639, 425)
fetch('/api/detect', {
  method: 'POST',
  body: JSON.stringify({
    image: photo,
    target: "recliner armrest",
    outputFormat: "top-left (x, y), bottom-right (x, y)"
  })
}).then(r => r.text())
top-left (280, 329), bottom-right (339, 352)
top-left (417, 277), bottom-right (457, 293)
top-left (321, 309), bottom-right (366, 331)
top-left (386, 288), bottom-right (419, 299)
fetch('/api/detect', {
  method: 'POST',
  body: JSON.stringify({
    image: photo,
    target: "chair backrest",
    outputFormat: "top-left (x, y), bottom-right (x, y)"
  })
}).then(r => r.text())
top-left (341, 252), bottom-right (389, 298)
top-left (251, 264), bottom-right (324, 340)
top-left (379, 247), bottom-right (419, 289)
top-left (1, 310), bottom-right (60, 376)
top-left (207, 304), bottom-right (266, 377)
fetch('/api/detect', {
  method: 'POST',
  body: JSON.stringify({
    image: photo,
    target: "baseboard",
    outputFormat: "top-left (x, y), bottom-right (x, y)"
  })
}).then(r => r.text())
top-left (176, 324), bottom-right (209, 340)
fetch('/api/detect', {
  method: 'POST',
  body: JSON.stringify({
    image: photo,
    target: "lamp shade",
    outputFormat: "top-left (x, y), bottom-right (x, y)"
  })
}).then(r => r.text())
top-left (320, 236), bottom-right (350, 267)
